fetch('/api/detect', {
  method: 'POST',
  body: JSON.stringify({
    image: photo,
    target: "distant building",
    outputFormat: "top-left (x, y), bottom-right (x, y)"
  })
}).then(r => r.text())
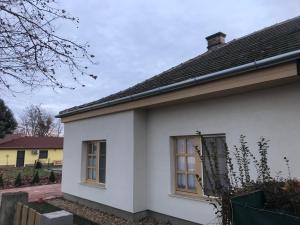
top-left (0, 135), bottom-right (63, 167)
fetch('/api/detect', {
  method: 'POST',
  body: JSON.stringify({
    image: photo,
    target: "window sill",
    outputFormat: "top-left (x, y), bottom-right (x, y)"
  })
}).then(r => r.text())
top-left (168, 193), bottom-right (217, 203)
top-left (80, 181), bottom-right (106, 189)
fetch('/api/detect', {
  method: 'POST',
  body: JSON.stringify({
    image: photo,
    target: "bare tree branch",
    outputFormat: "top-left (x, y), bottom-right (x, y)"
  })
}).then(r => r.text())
top-left (0, 0), bottom-right (97, 92)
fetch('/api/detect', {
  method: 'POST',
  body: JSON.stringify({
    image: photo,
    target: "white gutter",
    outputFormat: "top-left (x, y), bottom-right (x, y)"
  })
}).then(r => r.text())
top-left (58, 49), bottom-right (300, 117)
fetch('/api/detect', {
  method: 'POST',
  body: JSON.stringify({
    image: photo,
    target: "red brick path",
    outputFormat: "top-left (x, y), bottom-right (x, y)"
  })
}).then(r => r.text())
top-left (0, 184), bottom-right (62, 202)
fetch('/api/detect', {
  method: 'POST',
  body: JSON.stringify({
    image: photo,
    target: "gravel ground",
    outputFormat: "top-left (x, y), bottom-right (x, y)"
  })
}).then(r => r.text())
top-left (47, 198), bottom-right (169, 225)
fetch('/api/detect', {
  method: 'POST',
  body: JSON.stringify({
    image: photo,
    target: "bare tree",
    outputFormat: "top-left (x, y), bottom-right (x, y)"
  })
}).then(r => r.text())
top-left (53, 119), bottom-right (63, 137)
top-left (0, 0), bottom-right (97, 92)
top-left (19, 105), bottom-right (62, 136)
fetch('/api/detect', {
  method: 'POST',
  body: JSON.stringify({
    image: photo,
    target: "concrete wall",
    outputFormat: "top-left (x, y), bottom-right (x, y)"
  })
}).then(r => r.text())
top-left (62, 110), bottom-right (135, 212)
top-left (145, 82), bottom-right (300, 224)
top-left (0, 192), bottom-right (28, 225)
top-left (0, 149), bottom-right (63, 166)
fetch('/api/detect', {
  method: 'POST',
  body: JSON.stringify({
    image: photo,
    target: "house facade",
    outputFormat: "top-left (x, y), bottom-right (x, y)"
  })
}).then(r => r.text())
top-left (0, 135), bottom-right (64, 167)
top-left (58, 17), bottom-right (300, 225)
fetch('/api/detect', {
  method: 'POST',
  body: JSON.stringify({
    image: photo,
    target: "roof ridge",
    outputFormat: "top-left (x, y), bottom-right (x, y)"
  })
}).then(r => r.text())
top-left (164, 16), bottom-right (300, 68)
top-left (59, 15), bottom-right (300, 116)
top-left (99, 16), bottom-right (300, 94)
top-left (225, 15), bottom-right (300, 46)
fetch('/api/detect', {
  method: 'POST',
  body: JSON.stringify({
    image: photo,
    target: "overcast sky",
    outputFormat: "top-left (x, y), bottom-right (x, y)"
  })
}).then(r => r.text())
top-left (3, 0), bottom-right (300, 119)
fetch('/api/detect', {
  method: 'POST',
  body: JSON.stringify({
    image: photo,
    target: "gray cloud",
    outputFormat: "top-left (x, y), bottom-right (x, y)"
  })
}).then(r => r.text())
top-left (3, 0), bottom-right (300, 119)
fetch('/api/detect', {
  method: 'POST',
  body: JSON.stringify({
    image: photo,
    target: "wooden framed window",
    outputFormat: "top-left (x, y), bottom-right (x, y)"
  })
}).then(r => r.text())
top-left (173, 134), bottom-right (228, 197)
top-left (174, 136), bottom-right (202, 196)
top-left (86, 140), bottom-right (106, 184)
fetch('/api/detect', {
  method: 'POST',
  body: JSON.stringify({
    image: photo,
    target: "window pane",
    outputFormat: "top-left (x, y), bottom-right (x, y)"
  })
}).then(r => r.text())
top-left (92, 168), bottom-right (96, 180)
top-left (99, 141), bottom-right (106, 183)
top-left (187, 174), bottom-right (196, 191)
top-left (99, 169), bottom-right (105, 183)
top-left (87, 143), bottom-right (93, 154)
top-left (88, 157), bottom-right (92, 166)
top-left (92, 156), bottom-right (96, 166)
top-left (99, 156), bottom-right (106, 169)
top-left (187, 139), bottom-right (195, 154)
top-left (177, 174), bottom-right (186, 189)
top-left (176, 138), bottom-right (185, 154)
top-left (177, 156), bottom-right (186, 171)
top-left (92, 143), bottom-right (97, 154)
top-left (88, 156), bottom-right (95, 167)
top-left (87, 168), bottom-right (92, 179)
top-left (187, 156), bottom-right (195, 172)
top-left (100, 142), bottom-right (106, 155)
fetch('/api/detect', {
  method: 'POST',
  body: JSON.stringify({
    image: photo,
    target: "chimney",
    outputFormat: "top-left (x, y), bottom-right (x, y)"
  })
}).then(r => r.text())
top-left (206, 32), bottom-right (226, 50)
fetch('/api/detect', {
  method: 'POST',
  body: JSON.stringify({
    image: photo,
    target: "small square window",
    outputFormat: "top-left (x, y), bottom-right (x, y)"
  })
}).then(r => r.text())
top-left (39, 150), bottom-right (48, 159)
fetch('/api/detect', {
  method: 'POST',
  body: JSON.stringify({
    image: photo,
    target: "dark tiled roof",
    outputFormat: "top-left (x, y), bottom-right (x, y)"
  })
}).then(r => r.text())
top-left (61, 16), bottom-right (300, 115)
top-left (0, 135), bottom-right (63, 149)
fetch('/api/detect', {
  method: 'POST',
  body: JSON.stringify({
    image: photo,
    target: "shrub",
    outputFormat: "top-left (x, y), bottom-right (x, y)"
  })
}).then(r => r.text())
top-left (15, 173), bottom-right (22, 187)
top-left (31, 171), bottom-right (40, 184)
top-left (49, 171), bottom-right (56, 183)
top-left (195, 133), bottom-right (299, 225)
top-left (0, 174), bottom-right (4, 188)
top-left (35, 160), bottom-right (42, 169)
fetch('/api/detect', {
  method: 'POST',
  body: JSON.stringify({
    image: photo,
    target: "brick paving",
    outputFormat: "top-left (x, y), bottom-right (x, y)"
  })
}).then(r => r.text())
top-left (0, 184), bottom-right (62, 202)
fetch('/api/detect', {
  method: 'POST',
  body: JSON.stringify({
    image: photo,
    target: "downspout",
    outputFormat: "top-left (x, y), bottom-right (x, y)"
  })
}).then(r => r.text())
top-left (58, 49), bottom-right (300, 117)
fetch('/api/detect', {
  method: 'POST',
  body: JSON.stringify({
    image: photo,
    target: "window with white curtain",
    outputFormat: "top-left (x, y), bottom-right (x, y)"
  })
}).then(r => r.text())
top-left (174, 136), bottom-right (201, 196)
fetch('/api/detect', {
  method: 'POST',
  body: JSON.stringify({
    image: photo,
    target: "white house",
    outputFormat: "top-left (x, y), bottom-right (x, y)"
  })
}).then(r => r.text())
top-left (58, 17), bottom-right (300, 225)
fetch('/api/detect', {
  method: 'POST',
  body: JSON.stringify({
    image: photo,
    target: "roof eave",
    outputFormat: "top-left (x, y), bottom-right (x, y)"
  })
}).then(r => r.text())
top-left (57, 49), bottom-right (300, 118)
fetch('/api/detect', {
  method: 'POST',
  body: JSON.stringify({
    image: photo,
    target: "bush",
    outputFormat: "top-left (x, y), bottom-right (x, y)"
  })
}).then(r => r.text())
top-left (264, 179), bottom-right (300, 216)
top-left (31, 171), bottom-right (40, 184)
top-left (49, 170), bottom-right (56, 183)
top-left (35, 160), bottom-right (42, 169)
top-left (196, 133), bottom-right (299, 224)
top-left (0, 174), bottom-right (4, 188)
top-left (15, 173), bottom-right (22, 187)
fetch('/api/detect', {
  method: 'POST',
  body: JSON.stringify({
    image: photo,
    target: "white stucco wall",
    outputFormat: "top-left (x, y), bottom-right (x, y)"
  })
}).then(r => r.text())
top-left (63, 82), bottom-right (300, 224)
top-left (145, 82), bottom-right (300, 224)
top-left (133, 110), bottom-right (147, 212)
top-left (62, 110), bottom-right (135, 212)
